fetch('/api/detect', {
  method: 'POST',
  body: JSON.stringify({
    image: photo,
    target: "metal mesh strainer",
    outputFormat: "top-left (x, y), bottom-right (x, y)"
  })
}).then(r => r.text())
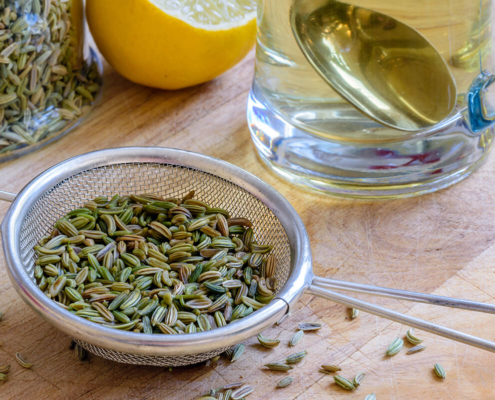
top-left (2, 147), bottom-right (495, 367)
top-left (21, 161), bottom-right (293, 366)
top-left (1, 148), bottom-right (309, 366)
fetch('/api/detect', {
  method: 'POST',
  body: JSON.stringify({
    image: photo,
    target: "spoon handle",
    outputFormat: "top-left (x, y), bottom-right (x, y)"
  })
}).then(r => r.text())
top-left (308, 280), bottom-right (495, 352)
top-left (313, 276), bottom-right (495, 314)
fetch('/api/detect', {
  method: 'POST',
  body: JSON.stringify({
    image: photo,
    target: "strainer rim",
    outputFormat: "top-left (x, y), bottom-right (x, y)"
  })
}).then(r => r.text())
top-left (2, 147), bottom-right (313, 357)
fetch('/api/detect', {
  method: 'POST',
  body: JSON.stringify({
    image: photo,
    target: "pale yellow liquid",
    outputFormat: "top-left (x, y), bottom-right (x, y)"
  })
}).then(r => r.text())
top-left (254, 0), bottom-right (493, 142)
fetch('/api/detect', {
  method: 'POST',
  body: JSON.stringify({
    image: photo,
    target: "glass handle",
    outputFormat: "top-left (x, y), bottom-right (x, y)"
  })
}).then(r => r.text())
top-left (468, 70), bottom-right (495, 133)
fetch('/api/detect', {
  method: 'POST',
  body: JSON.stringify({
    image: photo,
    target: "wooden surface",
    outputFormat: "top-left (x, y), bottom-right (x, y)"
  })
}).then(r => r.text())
top-left (1, 51), bottom-right (495, 400)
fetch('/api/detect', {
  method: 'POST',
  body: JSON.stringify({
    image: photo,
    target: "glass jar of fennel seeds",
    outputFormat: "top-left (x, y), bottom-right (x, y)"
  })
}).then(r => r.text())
top-left (0, 0), bottom-right (102, 162)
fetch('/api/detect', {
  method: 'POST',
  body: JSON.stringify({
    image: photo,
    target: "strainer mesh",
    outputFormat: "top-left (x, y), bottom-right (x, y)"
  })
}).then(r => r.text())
top-left (19, 162), bottom-right (291, 366)
top-left (73, 339), bottom-right (228, 367)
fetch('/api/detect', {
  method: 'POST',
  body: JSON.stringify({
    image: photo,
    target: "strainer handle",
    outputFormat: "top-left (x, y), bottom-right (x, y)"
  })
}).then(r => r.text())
top-left (308, 280), bottom-right (495, 352)
top-left (0, 191), bottom-right (16, 202)
top-left (313, 276), bottom-right (495, 314)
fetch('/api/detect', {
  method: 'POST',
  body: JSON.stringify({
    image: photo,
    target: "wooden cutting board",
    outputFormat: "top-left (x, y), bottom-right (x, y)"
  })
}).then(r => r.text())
top-left (1, 51), bottom-right (495, 400)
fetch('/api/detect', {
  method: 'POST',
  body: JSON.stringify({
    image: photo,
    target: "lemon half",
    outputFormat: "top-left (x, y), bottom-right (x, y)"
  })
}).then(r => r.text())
top-left (86, 0), bottom-right (257, 90)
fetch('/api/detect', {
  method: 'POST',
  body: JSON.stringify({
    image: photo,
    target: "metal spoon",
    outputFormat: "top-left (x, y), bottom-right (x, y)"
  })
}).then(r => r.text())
top-left (290, 0), bottom-right (457, 132)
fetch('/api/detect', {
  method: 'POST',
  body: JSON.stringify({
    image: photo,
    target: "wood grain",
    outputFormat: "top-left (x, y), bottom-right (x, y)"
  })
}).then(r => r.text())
top-left (1, 51), bottom-right (495, 400)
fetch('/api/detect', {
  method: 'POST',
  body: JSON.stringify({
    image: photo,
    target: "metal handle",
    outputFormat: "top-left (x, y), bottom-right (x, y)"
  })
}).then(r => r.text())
top-left (313, 276), bottom-right (495, 314)
top-left (0, 191), bottom-right (16, 202)
top-left (308, 279), bottom-right (495, 352)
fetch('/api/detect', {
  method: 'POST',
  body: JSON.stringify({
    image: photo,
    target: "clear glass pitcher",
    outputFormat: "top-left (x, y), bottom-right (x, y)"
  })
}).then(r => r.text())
top-left (248, 0), bottom-right (495, 198)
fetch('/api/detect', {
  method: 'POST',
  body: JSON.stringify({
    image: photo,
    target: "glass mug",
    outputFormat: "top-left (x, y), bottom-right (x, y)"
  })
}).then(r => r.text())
top-left (248, 0), bottom-right (495, 198)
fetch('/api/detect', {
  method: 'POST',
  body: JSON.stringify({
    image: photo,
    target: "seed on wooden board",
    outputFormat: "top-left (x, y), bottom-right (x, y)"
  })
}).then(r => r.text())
top-left (223, 382), bottom-right (244, 390)
top-left (286, 350), bottom-right (308, 364)
top-left (351, 308), bottom-right (359, 319)
top-left (231, 343), bottom-right (245, 362)
top-left (289, 330), bottom-right (304, 347)
top-left (298, 322), bottom-right (321, 331)
top-left (406, 328), bottom-right (423, 345)
top-left (205, 355), bottom-right (220, 367)
top-left (231, 384), bottom-right (254, 399)
top-left (321, 364), bottom-right (341, 372)
top-left (15, 352), bottom-right (33, 368)
top-left (257, 334), bottom-right (280, 348)
top-left (0, 365), bottom-right (10, 374)
top-left (365, 394), bottom-right (376, 400)
top-left (434, 363), bottom-right (446, 379)
top-left (319, 369), bottom-right (337, 375)
top-left (333, 375), bottom-right (355, 390)
top-left (264, 363), bottom-right (294, 371)
top-left (277, 377), bottom-right (294, 388)
top-left (406, 345), bottom-right (426, 355)
top-left (386, 338), bottom-right (403, 356)
top-left (75, 344), bottom-right (88, 361)
top-left (353, 372), bottom-right (365, 386)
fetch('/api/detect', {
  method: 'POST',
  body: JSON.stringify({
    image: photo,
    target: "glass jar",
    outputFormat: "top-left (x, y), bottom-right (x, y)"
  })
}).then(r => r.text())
top-left (0, 0), bottom-right (101, 162)
top-left (248, 0), bottom-right (495, 198)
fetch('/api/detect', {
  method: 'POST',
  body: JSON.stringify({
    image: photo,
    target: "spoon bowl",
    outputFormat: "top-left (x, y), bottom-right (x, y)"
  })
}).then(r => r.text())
top-left (291, 0), bottom-right (457, 132)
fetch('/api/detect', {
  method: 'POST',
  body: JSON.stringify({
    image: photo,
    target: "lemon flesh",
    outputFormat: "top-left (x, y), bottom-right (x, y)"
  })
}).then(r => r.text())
top-left (150, 0), bottom-right (256, 27)
top-left (86, 0), bottom-right (257, 90)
